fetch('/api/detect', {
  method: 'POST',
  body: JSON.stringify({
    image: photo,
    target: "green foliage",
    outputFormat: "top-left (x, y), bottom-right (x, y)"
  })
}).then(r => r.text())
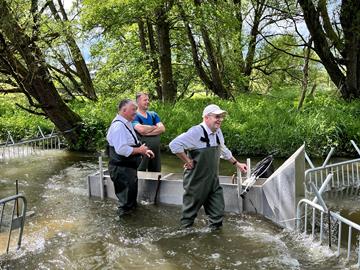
top-left (89, 36), bottom-right (155, 96)
top-left (155, 89), bottom-right (360, 158)
top-left (1, 88), bottom-right (359, 157)
top-left (1, 88), bottom-right (359, 156)
top-left (0, 96), bottom-right (53, 141)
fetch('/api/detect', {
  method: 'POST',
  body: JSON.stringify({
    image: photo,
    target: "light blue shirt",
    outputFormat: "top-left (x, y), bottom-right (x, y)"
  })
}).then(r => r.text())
top-left (169, 122), bottom-right (233, 160)
top-left (106, 115), bottom-right (139, 157)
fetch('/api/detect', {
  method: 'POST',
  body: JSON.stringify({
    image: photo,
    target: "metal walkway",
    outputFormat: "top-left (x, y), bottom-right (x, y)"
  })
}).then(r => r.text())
top-left (0, 126), bottom-right (61, 162)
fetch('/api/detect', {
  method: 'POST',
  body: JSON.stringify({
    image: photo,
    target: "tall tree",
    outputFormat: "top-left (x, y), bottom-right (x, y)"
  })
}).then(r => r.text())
top-left (298, 0), bottom-right (360, 99)
top-left (179, 1), bottom-right (232, 99)
top-left (47, 0), bottom-right (97, 101)
top-left (82, 0), bottom-right (177, 102)
top-left (155, 0), bottom-right (177, 102)
top-left (0, 0), bottom-right (83, 146)
top-left (137, 19), bottom-right (162, 99)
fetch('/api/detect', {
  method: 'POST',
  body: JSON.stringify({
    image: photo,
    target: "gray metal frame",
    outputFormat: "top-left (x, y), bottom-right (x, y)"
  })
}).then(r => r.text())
top-left (0, 194), bottom-right (27, 254)
top-left (0, 127), bottom-right (61, 162)
top-left (304, 140), bottom-right (360, 195)
top-left (297, 178), bottom-right (360, 267)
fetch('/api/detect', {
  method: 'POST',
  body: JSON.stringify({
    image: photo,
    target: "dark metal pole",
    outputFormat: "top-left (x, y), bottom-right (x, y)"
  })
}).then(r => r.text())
top-left (328, 209), bottom-right (332, 248)
top-left (154, 175), bottom-right (162, 205)
top-left (16, 180), bottom-right (19, 217)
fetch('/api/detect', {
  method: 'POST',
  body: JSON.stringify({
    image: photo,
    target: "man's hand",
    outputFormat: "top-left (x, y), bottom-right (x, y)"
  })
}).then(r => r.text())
top-left (138, 144), bottom-right (155, 158)
top-left (138, 143), bottom-right (149, 154)
top-left (235, 162), bottom-right (247, 174)
top-left (145, 149), bottom-right (155, 158)
top-left (183, 159), bottom-right (194, 170)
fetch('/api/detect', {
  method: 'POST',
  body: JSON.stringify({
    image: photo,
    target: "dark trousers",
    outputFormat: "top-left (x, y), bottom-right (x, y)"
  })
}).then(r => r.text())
top-left (108, 164), bottom-right (138, 214)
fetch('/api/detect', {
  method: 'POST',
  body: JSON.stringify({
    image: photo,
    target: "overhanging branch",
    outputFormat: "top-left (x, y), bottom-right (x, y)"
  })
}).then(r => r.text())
top-left (259, 32), bottom-right (322, 64)
top-left (15, 103), bottom-right (47, 116)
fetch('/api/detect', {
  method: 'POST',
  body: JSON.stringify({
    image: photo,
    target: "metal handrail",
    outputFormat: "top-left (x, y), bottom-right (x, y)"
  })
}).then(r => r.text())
top-left (306, 158), bottom-right (360, 174)
top-left (304, 158), bottom-right (360, 193)
top-left (0, 134), bottom-right (61, 162)
top-left (304, 141), bottom-right (360, 194)
top-left (0, 194), bottom-right (27, 253)
top-left (0, 135), bottom-right (60, 147)
top-left (297, 199), bottom-right (360, 267)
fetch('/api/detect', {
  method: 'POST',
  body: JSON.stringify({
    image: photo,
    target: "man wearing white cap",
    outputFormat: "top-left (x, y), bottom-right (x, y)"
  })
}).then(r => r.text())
top-left (169, 104), bottom-right (247, 229)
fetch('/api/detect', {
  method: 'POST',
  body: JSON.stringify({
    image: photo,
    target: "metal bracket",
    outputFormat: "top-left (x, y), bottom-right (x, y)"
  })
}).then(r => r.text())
top-left (305, 151), bottom-right (315, 169)
top-left (351, 140), bottom-right (360, 156)
top-left (5, 131), bottom-right (15, 146)
top-left (37, 126), bottom-right (45, 138)
top-left (322, 147), bottom-right (335, 167)
top-left (310, 182), bottom-right (328, 212)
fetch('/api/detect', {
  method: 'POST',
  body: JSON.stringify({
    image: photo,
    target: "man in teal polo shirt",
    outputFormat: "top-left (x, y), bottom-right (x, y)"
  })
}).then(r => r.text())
top-left (133, 92), bottom-right (165, 172)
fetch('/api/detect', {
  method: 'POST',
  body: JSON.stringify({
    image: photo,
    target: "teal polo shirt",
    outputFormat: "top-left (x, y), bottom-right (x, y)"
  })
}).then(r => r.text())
top-left (132, 111), bottom-right (160, 127)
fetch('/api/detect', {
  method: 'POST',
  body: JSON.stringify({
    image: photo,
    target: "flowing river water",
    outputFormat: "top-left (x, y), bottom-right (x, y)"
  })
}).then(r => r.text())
top-left (0, 151), bottom-right (359, 269)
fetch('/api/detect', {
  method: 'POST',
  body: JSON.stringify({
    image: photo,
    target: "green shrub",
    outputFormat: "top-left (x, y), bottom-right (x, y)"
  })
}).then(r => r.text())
top-left (1, 89), bottom-right (359, 157)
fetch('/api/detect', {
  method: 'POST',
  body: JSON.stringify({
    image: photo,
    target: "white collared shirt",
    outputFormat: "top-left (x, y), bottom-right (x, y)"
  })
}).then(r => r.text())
top-left (169, 122), bottom-right (233, 160)
top-left (106, 114), bottom-right (139, 157)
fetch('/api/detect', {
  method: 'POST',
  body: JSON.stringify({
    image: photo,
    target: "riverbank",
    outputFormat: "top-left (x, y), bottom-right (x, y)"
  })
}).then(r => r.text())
top-left (1, 88), bottom-right (359, 157)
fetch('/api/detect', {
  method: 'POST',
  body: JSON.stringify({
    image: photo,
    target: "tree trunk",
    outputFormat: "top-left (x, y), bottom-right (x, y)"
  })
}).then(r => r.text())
top-left (155, 7), bottom-right (176, 102)
top-left (181, 1), bottom-right (231, 99)
top-left (147, 20), bottom-right (162, 100)
top-left (200, 26), bottom-right (231, 99)
top-left (0, 0), bottom-right (83, 146)
top-left (181, 12), bottom-right (214, 92)
top-left (233, 0), bottom-right (245, 72)
top-left (298, 40), bottom-right (312, 110)
top-left (340, 0), bottom-right (360, 99)
top-left (48, 0), bottom-right (97, 101)
top-left (298, 0), bottom-right (360, 99)
top-left (138, 20), bottom-right (147, 52)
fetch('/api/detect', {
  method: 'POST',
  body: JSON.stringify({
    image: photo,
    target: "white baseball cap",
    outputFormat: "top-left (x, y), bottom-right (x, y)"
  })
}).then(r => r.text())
top-left (202, 104), bottom-right (227, 117)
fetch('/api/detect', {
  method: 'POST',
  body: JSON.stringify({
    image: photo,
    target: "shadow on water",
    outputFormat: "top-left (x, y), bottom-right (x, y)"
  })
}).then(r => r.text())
top-left (0, 151), bottom-right (356, 269)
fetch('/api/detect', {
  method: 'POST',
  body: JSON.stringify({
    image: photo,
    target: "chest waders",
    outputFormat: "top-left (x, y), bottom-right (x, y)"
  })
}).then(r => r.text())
top-left (137, 135), bottom-right (161, 172)
top-left (136, 115), bottom-right (161, 172)
top-left (181, 126), bottom-right (224, 228)
top-left (108, 120), bottom-right (142, 215)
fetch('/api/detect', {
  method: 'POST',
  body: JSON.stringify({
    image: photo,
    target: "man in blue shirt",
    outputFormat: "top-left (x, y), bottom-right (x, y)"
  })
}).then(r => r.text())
top-left (133, 93), bottom-right (165, 172)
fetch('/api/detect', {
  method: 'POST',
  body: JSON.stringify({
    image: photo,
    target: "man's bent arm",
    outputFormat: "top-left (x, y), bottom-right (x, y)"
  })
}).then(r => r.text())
top-left (134, 124), bottom-right (157, 136)
top-left (145, 122), bottom-right (165, 136)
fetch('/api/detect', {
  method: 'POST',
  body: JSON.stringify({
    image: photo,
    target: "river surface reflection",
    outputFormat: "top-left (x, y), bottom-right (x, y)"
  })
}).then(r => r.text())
top-left (0, 151), bottom-right (357, 269)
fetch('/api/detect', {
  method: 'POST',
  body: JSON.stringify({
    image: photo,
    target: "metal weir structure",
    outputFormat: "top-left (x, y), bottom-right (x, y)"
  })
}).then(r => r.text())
top-left (88, 141), bottom-right (360, 268)
top-left (304, 140), bottom-right (360, 195)
top-left (0, 126), bottom-right (61, 162)
top-left (297, 140), bottom-right (360, 268)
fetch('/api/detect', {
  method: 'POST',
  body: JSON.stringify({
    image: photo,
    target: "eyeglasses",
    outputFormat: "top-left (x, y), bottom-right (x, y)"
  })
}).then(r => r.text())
top-left (208, 114), bottom-right (225, 120)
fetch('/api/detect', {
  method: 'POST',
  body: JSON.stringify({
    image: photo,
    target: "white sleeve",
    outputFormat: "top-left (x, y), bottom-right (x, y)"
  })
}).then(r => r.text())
top-left (169, 126), bottom-right (199, 153)
top-left (108, 123), bottom-right (133, 157)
